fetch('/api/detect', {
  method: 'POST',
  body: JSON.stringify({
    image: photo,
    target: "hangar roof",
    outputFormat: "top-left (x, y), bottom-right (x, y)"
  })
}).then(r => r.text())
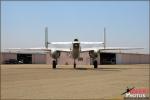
top-left (1, 50), bottom-right (47, 54)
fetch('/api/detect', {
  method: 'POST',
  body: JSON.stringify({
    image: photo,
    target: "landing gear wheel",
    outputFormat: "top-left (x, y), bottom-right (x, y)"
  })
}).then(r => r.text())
top-left (73, 59), bottom-right (76, 69)
top-left (52, 60), bottom-right (56, 69)
top-left (74, 63), bottom-right (76, 69)
top-left (93, 60), bottom-right (98, 69)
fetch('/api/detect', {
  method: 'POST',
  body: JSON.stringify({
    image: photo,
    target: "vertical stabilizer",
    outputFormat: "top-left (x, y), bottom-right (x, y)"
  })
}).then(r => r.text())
top-left (104, 27), bottom-right (106, 49)
top-left (45, 27), bottom-right (49, 48)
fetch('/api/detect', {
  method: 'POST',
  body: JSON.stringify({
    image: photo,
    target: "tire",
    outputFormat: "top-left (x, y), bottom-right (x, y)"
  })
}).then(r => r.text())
top-left (93, 60), bottom-right (98, 69)
top-left (52, 60), bottom-right (56, 69)
top-left (74, 63), bottom-right (76, 69)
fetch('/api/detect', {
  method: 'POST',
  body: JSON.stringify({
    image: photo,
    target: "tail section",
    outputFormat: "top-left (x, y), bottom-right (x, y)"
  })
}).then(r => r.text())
top-left (45, 27), bottom-right (49, 48)
top-left (104, 27), bottom-right (106, 49)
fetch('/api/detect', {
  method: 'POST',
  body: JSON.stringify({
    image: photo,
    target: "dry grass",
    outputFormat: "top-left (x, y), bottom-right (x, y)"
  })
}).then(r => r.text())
top-left (1, 64), bottom-right (149, 99)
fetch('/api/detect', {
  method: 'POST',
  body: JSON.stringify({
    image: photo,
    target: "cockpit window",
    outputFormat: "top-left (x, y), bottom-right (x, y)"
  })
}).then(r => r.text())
top-left (74, 39), bottom-right (78, 41)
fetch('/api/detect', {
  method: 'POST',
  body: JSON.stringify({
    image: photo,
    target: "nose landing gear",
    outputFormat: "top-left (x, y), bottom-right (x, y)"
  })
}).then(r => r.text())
top-left (74, 59), bottom-right (76, 69)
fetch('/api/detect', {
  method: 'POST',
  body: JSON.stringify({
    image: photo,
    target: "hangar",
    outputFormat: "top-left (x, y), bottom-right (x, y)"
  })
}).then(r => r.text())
top-left (1, 52), bottom-right (47, 64)
top-left (100, 53), bottom-right (116, 64)
top-left (98, 52), bottom-right (149, 65)
top-left (1, 51), bottom-right (149, 65)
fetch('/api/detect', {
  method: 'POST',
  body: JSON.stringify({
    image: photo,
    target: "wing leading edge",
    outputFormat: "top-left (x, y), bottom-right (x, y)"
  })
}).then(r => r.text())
top-left (81, 47), bottom-right (143, 52)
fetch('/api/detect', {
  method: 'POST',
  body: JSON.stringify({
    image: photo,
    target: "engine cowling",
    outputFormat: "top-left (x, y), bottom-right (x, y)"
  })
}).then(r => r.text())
top-left (51, 50), bottom-right (60, 59)
top-left (89, 50), bottom-right (98, 58)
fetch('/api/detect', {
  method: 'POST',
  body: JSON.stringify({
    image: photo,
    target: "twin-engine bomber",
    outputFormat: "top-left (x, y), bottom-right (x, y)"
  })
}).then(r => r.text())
top-left (7, 27), bottom-right (142, 69)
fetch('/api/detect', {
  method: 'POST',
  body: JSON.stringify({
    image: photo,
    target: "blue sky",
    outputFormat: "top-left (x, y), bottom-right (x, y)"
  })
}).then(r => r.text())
top-left (1, 1), bottom-right (149, 54)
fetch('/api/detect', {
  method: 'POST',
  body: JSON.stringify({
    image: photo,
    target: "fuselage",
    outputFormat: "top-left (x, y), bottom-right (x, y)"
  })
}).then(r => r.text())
top-left (72, 39), bottom-right (80, 59)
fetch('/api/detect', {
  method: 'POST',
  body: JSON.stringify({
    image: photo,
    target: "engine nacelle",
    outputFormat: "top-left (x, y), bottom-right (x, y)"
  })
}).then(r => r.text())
top-left (89, 50), bottom-right (98, 58)
top-left (51, 50), bottom-right (60, 59)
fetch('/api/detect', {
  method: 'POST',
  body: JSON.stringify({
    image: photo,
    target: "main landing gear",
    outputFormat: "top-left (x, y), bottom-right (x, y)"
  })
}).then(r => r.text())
top-left (52, 59), bottom-right (98, 69)
top-left (93, 60), bottom-right (98, 69)
top-left (52, 59), bottom-right (57, 69)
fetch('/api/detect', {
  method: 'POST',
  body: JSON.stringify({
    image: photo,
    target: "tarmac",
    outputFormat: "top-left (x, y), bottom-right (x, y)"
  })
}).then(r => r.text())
top-left (1, 64), bottom-right (149, 99)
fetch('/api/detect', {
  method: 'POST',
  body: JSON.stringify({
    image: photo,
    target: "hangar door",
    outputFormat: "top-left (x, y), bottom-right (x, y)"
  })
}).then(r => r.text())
top-left (100, 53), bottom-right (116, 64)
top-left (17, 54), bottom-right (32, 64)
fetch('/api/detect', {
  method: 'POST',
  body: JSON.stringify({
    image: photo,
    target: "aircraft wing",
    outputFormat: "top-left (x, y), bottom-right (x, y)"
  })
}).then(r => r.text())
top-left (81, 47), bottom-right (103, 52)
top-left (51, 48), bottom-right (71, 52)
top-left (50, 42), bottom-right (104, 45)
top-left (101, 47), bottom-right (143, 50)
top-left (80, 42), bottom-right (104, 45)
top-left (6, 48), bottom-right (50, 51)
top-left (5, 47), bottom-right (71, 52)
top-left (50, 42), bottom-right (72, 44)
top-left (81, 47), bottom-right (143, 52)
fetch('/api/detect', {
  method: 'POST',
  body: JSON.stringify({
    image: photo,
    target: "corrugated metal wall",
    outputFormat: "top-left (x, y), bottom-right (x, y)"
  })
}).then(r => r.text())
top-left (1, 53), bottom-right (17, 64)
top-left (116, 53), bottom-right (149, 64)
top-left (32, 54), bottom-right (46, 64)
top-left (1, 52), bottom-right (149, 64)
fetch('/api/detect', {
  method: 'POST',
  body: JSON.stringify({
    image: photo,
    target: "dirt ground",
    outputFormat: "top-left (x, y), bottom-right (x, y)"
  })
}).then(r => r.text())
top-left (1, 64), bottom-right (149, 99)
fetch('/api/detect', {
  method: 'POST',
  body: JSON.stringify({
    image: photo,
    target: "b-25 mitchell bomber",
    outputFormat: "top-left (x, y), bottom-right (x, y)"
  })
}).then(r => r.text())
top-left (7, 27), bottom-right (142, 69)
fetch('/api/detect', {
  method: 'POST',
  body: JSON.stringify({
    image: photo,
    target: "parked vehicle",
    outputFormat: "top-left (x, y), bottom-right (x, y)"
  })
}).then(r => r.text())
top-left (18, 59), bottom-right (24, 64)
top-left (4, 59), bottom-right (19, 64)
